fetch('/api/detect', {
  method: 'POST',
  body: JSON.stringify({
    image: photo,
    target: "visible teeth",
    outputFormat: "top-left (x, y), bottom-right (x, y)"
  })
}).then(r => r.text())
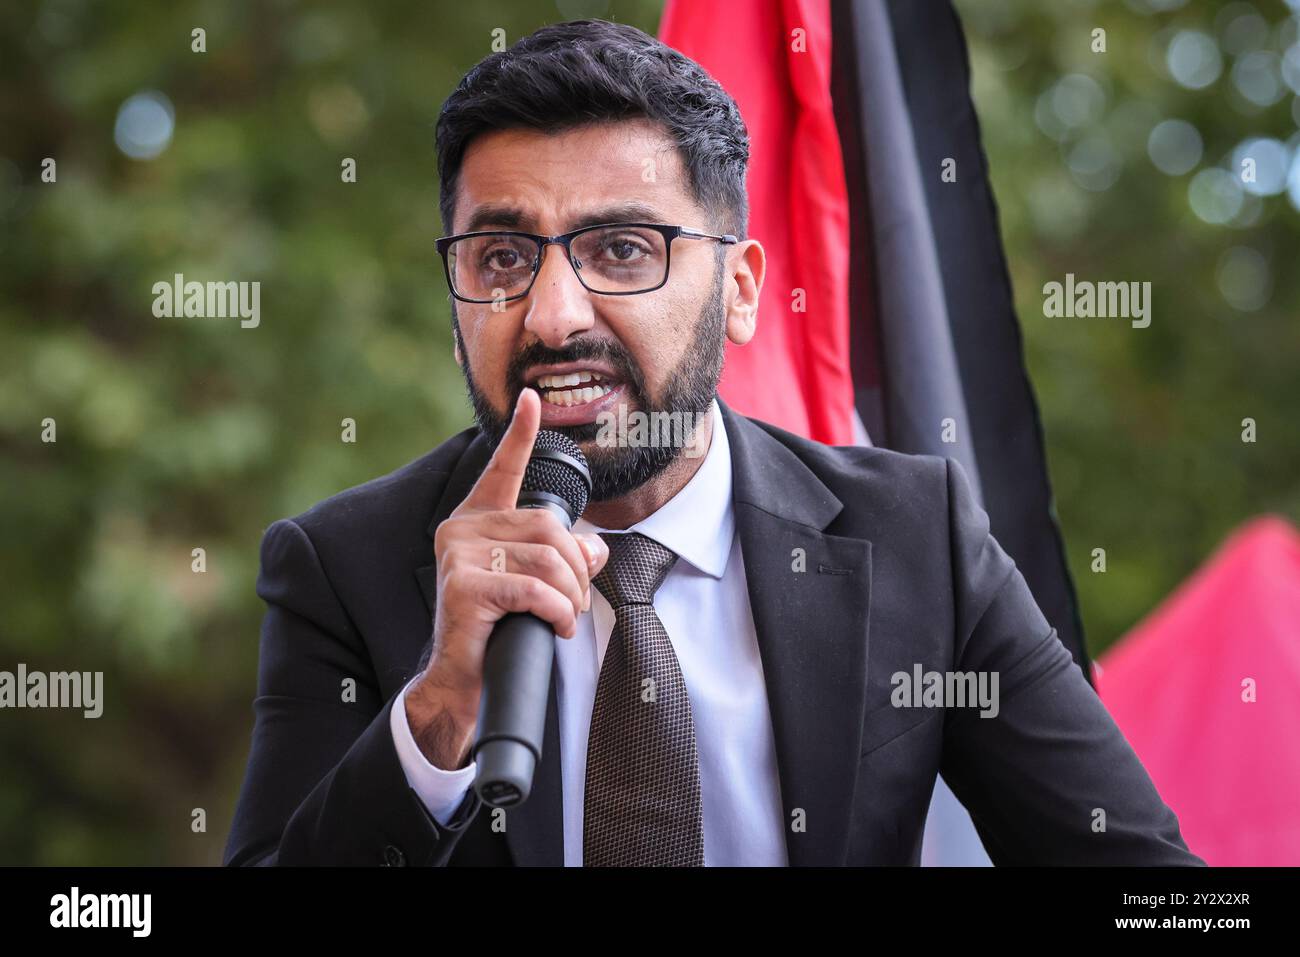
top-left (535, 370), bottom-right (606, 389)
top-left (539, 383), bottom-right (613, 406)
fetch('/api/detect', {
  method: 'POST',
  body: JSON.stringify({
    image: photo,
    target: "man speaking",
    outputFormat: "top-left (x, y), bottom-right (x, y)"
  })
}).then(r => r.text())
top-left (223, 19), bottom-right (1202, 867)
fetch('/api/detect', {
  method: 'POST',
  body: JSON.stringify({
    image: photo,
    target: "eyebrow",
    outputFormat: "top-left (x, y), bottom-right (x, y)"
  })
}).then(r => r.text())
top-left (459, 201), bottom-right (669, 235)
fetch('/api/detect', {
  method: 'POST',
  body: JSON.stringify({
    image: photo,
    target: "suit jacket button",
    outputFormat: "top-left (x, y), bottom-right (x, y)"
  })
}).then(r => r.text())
top-left (382, 844), bottom-right (406, 867)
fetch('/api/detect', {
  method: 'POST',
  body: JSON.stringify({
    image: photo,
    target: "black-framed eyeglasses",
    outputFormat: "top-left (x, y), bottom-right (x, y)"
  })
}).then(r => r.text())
top-left (434, 222), bottom-right (738, 304)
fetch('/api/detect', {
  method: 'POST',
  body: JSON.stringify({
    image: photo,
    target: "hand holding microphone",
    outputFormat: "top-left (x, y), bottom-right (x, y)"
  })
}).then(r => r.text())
top-left (405, 387), bottom-right (608, 794)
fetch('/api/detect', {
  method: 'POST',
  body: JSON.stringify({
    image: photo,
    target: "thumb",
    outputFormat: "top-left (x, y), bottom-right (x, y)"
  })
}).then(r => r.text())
top-left (576, 533), bottom-right (609, 574)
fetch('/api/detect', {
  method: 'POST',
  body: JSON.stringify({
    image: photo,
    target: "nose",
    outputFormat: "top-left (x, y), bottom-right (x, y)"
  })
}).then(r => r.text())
top-left (522, 241), bottom-right (596, 349)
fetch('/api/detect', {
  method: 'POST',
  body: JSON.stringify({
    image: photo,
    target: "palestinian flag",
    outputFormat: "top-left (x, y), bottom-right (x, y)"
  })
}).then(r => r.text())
top-left (660, 0), bottom-right (1088, 865)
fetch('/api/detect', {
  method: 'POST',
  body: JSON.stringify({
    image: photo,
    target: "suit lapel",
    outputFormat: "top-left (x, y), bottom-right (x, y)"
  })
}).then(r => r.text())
top-left (414, 429), bottom-right (565, 866)
top-left (719, 399), bottom-right (873, 866)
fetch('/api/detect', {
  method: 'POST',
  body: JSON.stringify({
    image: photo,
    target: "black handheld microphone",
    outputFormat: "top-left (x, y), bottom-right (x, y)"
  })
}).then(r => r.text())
top-left (472, 429), bottom-right (591, 808)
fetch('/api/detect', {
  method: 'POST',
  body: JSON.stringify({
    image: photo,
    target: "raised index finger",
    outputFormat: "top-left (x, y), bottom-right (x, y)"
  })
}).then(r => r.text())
top-left (460, 387), bottom-right (542, 512)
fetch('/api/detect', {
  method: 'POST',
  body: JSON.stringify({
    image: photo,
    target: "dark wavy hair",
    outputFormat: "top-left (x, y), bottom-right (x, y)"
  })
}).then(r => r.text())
top-left (435, 18), bottom-right (750, 239)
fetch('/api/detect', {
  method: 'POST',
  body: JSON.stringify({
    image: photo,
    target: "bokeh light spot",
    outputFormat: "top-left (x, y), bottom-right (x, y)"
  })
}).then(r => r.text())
top-left (113, 91), bottom-right (174, 160)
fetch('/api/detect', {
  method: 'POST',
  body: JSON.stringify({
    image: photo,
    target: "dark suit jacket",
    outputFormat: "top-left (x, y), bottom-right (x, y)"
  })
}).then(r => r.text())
top-left (223, 398), bottom-right (1203, 866)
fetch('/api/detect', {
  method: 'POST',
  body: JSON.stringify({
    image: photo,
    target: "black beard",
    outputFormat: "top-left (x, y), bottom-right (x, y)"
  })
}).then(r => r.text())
top-left (454, 263), bottom-right (726, 502)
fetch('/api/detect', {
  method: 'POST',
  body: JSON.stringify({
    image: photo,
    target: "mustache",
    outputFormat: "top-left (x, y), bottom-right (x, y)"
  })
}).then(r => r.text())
top-left (506, 339), bottom-right (646, 400)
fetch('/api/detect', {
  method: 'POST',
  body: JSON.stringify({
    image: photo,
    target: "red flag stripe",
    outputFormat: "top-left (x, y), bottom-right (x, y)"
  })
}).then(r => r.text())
top-left (659, 0), bottom-right (854, 444)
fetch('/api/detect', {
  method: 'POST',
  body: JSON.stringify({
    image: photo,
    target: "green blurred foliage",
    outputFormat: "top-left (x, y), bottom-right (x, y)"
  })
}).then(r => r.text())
top-left (0, 0), bottom-right (662, 865)
top-left (955, 0), bottom-right (1300, 652)
top-left (0, 0), bottom-right (1295, 864)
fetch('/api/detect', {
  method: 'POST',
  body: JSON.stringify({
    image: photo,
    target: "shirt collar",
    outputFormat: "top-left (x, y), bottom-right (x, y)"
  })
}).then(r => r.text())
top-left (574, 397), bottom-right (733, 579)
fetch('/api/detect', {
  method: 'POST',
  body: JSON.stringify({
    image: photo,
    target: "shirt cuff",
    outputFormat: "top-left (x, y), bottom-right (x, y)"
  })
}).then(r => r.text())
top-left (390, 675), bottom-right (478, 827)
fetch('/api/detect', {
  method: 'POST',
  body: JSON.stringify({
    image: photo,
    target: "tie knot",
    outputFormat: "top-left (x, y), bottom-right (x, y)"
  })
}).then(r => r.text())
top-left (591, 532), bottom-right (678, 609)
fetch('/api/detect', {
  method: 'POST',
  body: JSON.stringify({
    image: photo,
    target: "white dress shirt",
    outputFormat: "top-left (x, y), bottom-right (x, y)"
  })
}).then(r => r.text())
top-left (390, 398), bottom-right (789, 865)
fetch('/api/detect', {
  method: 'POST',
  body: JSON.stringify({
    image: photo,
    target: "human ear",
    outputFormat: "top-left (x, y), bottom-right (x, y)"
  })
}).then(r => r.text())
top-left (725, 239), bottom-right (765, 346)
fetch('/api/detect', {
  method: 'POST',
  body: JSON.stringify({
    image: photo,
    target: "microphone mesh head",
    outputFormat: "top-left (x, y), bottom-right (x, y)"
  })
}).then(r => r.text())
top-left (521, 430), bottom-right (591, 519)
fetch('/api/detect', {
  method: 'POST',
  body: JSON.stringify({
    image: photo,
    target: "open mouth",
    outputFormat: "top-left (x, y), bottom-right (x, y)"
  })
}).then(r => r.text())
top-left (525, 368), bottom-right (628, 426)
top-left (531, 370), bottom-right (618, 407)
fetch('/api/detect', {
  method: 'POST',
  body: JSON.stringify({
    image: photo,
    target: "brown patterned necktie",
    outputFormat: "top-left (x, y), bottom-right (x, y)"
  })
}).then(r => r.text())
top-left (583, 531), bottom-right (705, 866)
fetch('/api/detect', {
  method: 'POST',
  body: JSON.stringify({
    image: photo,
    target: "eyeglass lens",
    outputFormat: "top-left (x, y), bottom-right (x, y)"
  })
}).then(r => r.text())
top-left (446, 225), bottom-right (669, 300)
